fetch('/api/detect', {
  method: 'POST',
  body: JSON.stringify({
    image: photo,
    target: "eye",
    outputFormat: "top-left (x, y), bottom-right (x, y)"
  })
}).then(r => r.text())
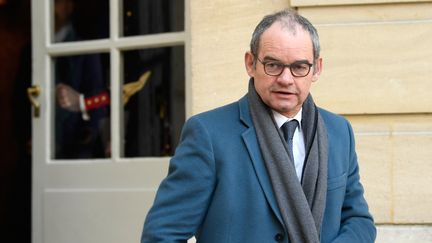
top-left (265, 62), bottom-right (283, 70)
top-left (291, 63), bottom-right (309, 72)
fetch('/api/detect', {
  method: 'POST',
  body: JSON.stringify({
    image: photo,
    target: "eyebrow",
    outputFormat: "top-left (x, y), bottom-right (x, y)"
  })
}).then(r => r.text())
top-left (262, 56), bottom-right (311, 64)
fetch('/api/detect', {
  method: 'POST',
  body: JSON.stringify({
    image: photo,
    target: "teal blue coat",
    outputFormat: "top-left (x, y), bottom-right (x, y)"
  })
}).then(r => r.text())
top-left (142, 96), bottom-right (376, 243)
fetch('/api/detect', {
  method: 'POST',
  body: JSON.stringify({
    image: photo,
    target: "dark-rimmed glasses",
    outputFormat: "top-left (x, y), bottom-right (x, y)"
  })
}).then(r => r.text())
top-left (256, 57), bottom-right (313, 77)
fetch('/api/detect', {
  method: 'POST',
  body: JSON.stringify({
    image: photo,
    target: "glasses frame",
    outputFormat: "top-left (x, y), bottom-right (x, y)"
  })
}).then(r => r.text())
top-left (256, 57), bottom-right (313, 77)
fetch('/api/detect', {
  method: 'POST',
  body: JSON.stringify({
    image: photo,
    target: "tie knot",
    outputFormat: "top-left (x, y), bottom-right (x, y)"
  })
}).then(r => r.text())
top-left (282, 120), bottom-right (299, 141)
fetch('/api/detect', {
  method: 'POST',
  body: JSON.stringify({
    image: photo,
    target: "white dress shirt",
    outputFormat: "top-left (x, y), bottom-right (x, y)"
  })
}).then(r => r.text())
top-left (272, 109), bottom-right (306, 181)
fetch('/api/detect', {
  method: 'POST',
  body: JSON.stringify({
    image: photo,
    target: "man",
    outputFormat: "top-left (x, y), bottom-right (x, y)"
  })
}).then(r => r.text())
top-left (141, 9), bottom-right (376, 243)
top-left (53, 0), bottom-right (108, 159)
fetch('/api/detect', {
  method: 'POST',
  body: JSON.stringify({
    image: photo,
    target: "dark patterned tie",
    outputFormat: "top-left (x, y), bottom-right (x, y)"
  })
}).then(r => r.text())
top-left (281, 120), bottom-right (299, 162)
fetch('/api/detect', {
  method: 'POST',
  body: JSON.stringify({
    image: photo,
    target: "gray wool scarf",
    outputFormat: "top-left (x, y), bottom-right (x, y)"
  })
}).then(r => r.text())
top-left (247, 79), bottom-right (328, 243)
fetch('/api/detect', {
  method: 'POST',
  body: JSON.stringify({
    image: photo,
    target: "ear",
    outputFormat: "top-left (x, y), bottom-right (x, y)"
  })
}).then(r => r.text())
top-left (244, 51), bottom-right (255, 78)
top-left (311, 57), bottom-right (323, 82)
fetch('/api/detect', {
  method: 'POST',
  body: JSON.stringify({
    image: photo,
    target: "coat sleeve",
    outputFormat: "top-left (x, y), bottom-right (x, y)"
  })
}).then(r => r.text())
top-left (331, 121), bottom-right (377, 243)
top-left (141, 116), bottom-right (216, 243)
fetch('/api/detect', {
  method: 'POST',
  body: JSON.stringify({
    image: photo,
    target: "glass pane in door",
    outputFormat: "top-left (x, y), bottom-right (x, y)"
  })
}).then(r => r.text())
top-left (122, 46), bottom-right (185, 157)
top-left (123, 0), bottom-right (184, 36)
top-left (53, 0), bottom-right (109, 43)
top-left (53, 53), bottom-right (110, 159)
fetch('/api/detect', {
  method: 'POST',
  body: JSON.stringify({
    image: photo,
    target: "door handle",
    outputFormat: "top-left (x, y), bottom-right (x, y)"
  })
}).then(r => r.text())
top-left (27, 85), bottom-right (41, 117)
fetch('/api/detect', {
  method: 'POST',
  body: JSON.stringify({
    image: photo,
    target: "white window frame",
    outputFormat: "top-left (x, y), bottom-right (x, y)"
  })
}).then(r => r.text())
top-left (32, 0), bottom-right (191, 163)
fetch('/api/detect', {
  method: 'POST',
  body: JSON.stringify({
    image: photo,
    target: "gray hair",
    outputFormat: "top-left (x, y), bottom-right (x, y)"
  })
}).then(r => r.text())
top-left (250, 9), bottom-right (320, 64)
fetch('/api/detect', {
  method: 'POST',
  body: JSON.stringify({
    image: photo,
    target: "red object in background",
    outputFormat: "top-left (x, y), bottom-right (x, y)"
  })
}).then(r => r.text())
top-left (84, 91), bottom-right (110, 110)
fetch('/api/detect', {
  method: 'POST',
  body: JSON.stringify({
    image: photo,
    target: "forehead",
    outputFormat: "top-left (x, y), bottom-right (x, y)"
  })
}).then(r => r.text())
top-left (259, 22), bottom-right (313, 61)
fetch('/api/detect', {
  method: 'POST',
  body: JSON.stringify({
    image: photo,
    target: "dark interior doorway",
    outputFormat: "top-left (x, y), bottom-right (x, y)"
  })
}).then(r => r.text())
top-left (0, 0), bottom-right (31, 242)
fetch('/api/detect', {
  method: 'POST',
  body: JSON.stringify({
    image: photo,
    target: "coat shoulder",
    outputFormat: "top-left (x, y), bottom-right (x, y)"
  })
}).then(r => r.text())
top-left (318, 107), bottom-right (354, 141)
top-left (318, 107), bottom-right (350, 128)
top-left (318, 107), bottom-right (346, 123)
top-left (189, 96), bottom-right (247, 127)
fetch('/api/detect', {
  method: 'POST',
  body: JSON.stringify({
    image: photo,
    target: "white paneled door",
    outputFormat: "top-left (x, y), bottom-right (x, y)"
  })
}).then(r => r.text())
top-left (31, 0), bottom-right (187, 242)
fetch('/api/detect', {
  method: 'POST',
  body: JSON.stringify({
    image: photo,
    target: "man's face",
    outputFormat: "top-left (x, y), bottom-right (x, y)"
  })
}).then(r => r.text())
top-left (245, 21), bottom-right (322, 118)
top-left (55, 0), bottom-right (75, 24)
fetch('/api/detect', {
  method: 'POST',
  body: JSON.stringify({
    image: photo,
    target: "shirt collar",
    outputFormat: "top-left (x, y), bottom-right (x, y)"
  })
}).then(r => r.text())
top-left (272, 108), bottom-right (303, 130)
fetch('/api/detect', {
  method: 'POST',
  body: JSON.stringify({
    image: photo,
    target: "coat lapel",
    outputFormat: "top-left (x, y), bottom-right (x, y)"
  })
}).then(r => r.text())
top-left (238, 96), bottom-right (283, 225)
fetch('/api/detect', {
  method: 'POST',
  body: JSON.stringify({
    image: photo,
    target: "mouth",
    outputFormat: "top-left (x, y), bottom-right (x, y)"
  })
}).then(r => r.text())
top-left (273, 90), bottom-right (296, 96)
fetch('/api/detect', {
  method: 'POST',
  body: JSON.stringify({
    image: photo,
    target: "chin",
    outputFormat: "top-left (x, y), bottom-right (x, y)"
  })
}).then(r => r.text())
top-left (277, 103), bottom-right (295, 111)
top-left (277, 103), bottom-right (300, 115)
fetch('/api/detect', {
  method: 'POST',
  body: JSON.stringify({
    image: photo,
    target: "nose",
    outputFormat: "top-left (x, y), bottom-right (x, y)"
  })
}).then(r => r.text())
top-left (276, 66), bottom-right (295, 85)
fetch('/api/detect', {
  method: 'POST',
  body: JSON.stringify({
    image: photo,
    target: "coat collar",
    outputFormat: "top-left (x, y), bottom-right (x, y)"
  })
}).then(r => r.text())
top-left (239, 95), bottom-right (253, 128)
top-left (238, 95), bottom-right (284, 226)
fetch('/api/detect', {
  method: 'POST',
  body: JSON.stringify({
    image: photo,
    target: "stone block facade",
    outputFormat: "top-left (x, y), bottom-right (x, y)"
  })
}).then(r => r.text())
top-left (189, 0), bottom-right (432, 241)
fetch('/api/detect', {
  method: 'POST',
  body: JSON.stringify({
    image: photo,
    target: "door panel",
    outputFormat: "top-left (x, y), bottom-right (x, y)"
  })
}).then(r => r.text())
top-left (122, 46), bottom-right (185, 157)
top-left (31, 0), bottom-right (186, 242)
top-left (43, 189), bottom-right (158, 243)
top-left (53, 52), bottom-right (110, 159)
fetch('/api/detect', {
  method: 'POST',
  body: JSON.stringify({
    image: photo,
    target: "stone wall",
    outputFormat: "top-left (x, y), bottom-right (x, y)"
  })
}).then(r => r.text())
top-left (189, 0), bottom-right (432, 242)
